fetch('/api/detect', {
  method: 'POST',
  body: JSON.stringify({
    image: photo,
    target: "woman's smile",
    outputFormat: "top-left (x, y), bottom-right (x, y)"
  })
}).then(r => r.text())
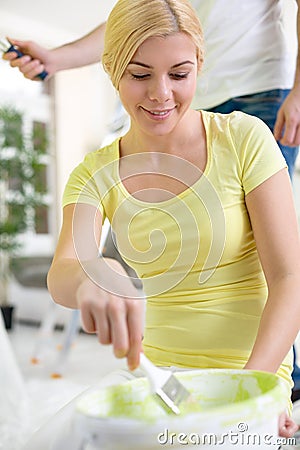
top-left (140, 106), bottom-right (177, 120)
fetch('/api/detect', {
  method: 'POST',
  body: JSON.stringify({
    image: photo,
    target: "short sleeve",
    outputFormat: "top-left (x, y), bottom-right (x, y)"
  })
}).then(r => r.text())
top-left (228, 112), bottom-right (287, 195)
top-left (62, 160), bottom-right (105, 216)
top-left (61, 139), bottom-right (122, 222)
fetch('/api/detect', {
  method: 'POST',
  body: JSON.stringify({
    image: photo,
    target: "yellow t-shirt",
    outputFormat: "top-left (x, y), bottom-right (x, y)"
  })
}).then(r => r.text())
top-left (63, 111), bottom-right (292, 389)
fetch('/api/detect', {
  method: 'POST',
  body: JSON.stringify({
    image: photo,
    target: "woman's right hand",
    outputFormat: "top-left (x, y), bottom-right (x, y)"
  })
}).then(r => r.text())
top-left (2, 38), bottom-right (54, 80)
top-left (76, 263), bottom-right (144, 371)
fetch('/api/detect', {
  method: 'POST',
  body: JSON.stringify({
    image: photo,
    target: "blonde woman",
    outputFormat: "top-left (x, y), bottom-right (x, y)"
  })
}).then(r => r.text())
top-left (47, 0), bottom-right (300, 437)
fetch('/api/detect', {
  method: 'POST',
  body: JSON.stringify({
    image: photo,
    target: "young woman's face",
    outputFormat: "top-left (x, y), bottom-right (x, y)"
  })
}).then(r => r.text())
top-left (119, 32), bottom-right (198, 137)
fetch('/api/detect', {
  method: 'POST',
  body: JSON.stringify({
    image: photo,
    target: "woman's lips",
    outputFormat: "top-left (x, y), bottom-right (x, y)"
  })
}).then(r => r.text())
top-left (141, 106), bottom-right (176, 120)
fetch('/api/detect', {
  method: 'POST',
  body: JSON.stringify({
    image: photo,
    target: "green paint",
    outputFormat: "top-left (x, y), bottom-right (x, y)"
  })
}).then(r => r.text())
top-left (76, 370), bottom-right (287, 424)
top-left (76, 377), bottom-right (203, 422)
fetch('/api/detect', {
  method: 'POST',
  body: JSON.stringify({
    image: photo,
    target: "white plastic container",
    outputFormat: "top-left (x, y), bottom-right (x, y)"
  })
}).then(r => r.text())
top-left (61, 368), bottom-right (287, 450)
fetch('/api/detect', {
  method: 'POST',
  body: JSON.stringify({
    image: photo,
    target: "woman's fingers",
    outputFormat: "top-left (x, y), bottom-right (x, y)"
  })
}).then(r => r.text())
top-left (126, 299), bottom-right (144, 370)
top-left (77, 275), bottom-right (143, 369)
top-left (80, 302), bottom-right (97, 334)
top-left (108, 296), bottom-right (144, 369)
top-left (108, 296), bottom-right (129, 357)
top-left (79, 286), bottom-right (112, 344)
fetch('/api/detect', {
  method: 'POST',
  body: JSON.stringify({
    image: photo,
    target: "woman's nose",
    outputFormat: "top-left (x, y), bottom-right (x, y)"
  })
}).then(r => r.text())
top-left (148, 77), bottom-right (171, 102)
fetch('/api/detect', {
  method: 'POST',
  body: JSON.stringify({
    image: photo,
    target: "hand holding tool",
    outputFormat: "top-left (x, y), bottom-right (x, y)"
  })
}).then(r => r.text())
top-left (0, 38), bottom-right (48, 80)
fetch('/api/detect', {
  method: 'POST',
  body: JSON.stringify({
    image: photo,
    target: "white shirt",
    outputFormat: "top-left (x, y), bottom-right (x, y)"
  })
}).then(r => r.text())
top-left (191, 0), bottom-right (297, 108)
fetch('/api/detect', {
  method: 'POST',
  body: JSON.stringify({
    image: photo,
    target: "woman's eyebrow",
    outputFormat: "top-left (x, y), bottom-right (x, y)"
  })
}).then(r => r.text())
top-left (128, 60), bottom-right (195, 69)
top-left (172, 61), bottom-right (195, 68)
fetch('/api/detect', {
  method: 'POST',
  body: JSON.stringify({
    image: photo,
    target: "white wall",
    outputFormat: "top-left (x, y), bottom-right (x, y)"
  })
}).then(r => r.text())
top-left (52, 64), bottom-right (117, 233)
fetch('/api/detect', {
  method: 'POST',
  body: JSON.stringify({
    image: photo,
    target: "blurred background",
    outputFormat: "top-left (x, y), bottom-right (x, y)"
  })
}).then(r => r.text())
top-left (0, 0), bottom-right (119, 326)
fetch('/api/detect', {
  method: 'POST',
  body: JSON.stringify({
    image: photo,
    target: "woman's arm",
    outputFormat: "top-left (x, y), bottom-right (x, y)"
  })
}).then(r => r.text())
top-left (244, 168), bottom-right (300, 437)
top-left (47, 203), bottom-right (144, 369)
top-left (2, 23), bottom-right (106, 80)
top-left (244, 168), bottom-right (300, 372)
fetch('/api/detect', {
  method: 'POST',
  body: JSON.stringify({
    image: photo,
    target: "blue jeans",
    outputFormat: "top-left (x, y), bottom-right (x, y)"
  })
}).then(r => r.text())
top-left (209, 89), bottom-right (300, 391)
top-left (292, 347), bottom-right (300, 391)
top-left (209, 89), bottom-right (299, 178)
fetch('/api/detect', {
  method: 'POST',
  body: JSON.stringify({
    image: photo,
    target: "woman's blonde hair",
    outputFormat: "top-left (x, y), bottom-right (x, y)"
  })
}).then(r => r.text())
top-left (102, 0), bottom-right (204, 89)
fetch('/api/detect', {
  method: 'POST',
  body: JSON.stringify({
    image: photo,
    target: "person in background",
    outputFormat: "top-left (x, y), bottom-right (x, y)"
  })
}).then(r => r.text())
top-left (4, 0), bottom-right (300, 402)
top-left (43, 0), bottom-right (300, 437)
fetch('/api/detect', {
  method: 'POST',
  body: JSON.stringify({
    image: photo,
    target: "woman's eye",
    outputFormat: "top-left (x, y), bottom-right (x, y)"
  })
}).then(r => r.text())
top-left (129, 72), bottom-right (189, 80)
top-left (171, 73), bottom-right (189, 80)
top-left (131, 73), bottom-right (150, 80)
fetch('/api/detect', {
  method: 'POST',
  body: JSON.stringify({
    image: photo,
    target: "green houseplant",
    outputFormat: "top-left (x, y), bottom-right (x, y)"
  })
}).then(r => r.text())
top-left (0, 105), bottom-right (48, 328)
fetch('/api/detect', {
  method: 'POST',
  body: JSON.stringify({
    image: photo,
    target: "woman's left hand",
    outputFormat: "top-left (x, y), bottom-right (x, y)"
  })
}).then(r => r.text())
top-left (278, 411), bottom-right (299, 438)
